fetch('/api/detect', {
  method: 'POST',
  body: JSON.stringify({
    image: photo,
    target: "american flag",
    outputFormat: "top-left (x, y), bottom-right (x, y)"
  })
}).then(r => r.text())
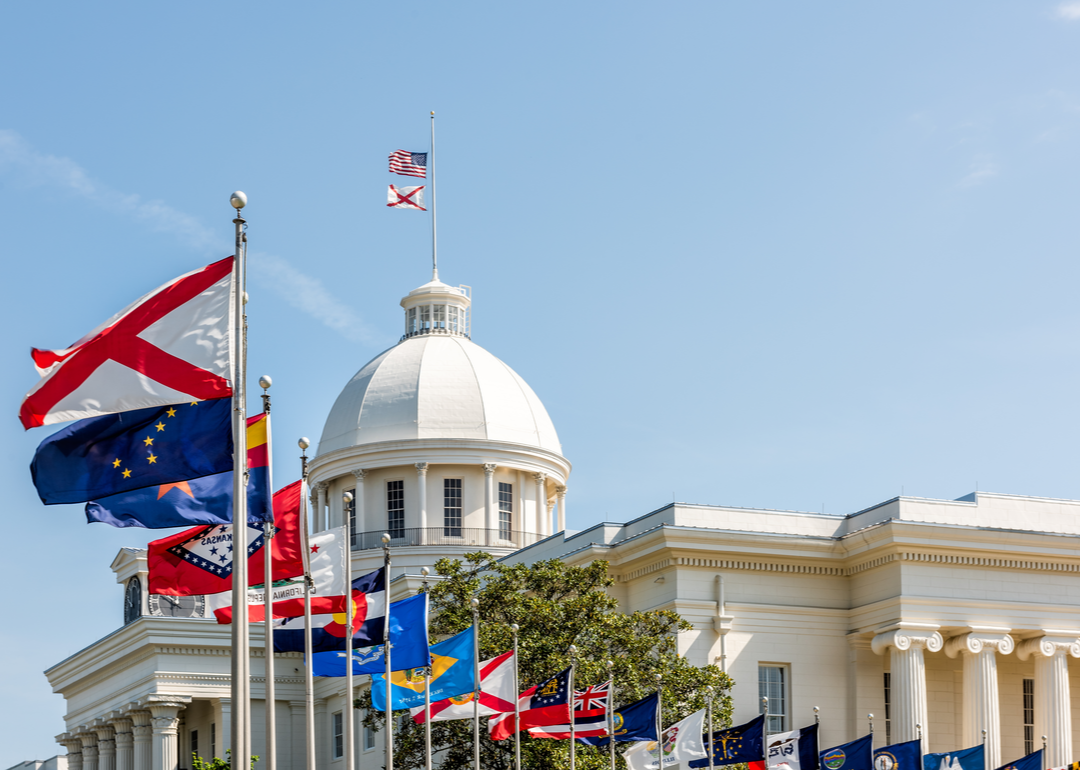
top-left (389, 150), bottom-right (427, 178)
top-left (574, 680), bottom-right (611, 711)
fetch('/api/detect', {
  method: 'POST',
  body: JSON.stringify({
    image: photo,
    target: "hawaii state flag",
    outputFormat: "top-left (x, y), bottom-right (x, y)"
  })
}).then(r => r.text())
top-left (20, 257), bottom-right (234, 429)
top-left (86, 412), bottom-right (270, 528)
top-left (411, 649), bottom-right (516, 723)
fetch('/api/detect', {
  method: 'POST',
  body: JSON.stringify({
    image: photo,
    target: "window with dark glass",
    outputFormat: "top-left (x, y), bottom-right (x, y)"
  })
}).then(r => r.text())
top-left (1024, 678), bottom-right (1034, 755)
top-left (884, 672), bottom-right (891, 745)
top-left (190, 729), bottom-right (198, 760)
top-left (387, 480), bottom-right (404, 539)
top-left (210, 723), bottom-right (216, 759)
top-left (332, 711), bottom-right (344, 759)
top-left (346, 488), bottom-right (356, 548)
top-left (498, 482), bottom-right (513, 540)
top-left (444, 478), bottom-right (462, 536)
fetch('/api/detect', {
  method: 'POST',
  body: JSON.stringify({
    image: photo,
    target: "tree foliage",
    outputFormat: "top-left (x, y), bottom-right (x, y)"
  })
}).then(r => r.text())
top-left (358, 553), bottom-right (733, 770)
top-left (190, 750), bottom-right (258, 769)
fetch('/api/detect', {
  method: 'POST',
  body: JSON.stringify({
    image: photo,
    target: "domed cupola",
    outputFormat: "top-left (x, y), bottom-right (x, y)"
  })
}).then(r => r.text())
top-left (307, 274), bottom-right (571, 575)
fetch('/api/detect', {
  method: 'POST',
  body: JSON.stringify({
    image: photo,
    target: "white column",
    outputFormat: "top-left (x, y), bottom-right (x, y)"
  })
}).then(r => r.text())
top-left (872, 624), bottom-right (943, 753)
top-left (93, 721), bottom-right (117, 770)
top-left (128, 709), bottom-right (153, 770)
top-left (416, 462), bottom-right (429, 536)
top-left (58, 733), bottom-right (84, 770)
top-left (108, 714), bottom-right (135, 770)
top-left (314, 699), bottom-right (329, 770)
top-left (146, 696), bottom-right (189, 770)
top-left (556, 485), bottom-right (567, 534)
top-left (1018, 634), bottom-right (1080, 767)
top-left (484, 463), bottom-right (497, 545)
top-left (79, 730), bottom-right (100, 770)
top-left (945, 628), bottom-right (1014, 769)
top-left (533, 473), bottom-right (547, 536)
top-left (315, 482), bottom-right (329, 533)
top-left (351, 469), bottom-right (367, 538)
top-left (289, 700), bottom-right (306, 770)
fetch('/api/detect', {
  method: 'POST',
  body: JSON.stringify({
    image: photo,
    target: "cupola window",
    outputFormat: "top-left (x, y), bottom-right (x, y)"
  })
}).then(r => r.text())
top-left (433, 304), bottom-right (446, 330)
top-left (406, 308), bottom-right (418, 335)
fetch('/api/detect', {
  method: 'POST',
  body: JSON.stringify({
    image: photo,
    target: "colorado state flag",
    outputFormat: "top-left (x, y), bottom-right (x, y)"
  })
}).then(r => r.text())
top-left (84, 411), bottom-right (270, 528)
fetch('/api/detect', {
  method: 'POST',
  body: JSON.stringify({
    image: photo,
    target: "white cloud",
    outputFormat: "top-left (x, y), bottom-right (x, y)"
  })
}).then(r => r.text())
top-left (958, 156), bottom-right (999, 188)
top-left (0, 129), bottom-right (376, 343)
top-left (1055, 2), bottom-right (1080, 20)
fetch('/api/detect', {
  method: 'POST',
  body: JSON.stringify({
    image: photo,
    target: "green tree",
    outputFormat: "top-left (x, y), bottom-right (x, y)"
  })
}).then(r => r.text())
top-left (358, 553), bottom-right (733, 770)
top-left (189, 749), bottom-right (258, 769)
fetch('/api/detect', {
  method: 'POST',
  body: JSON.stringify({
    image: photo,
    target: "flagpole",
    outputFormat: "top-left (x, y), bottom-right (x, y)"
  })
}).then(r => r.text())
top-left (421, 567), bottom-right (433, 770)
top-left (706, 685), bottom-right (715, 770)
top-left (869, 714), bottom-right (874, 748)
top-left (655, 673), bottom-right (663, 766)
top-left (344, 491), bottom-right (356, 770)
top-left (383, 533), bottom-right (393, 770)
top-left (298, 439), bottom-right (316, 770)
top-left (471, 597), bottom-right (481, 770)
top-left (260, 379), bottom-right (276, 770)
top-left (512, 625), bottom-right (522, 770)
top-left (606, 660), bottom-right (615, 770)
top-left (228, 191), bottom-right (251, 769)
top-left (569, 645), bottom-right (577, 770)
top-left (762, 698), bottom-right (770, 770)
top-left (430, 110), bottom-right (437, 281)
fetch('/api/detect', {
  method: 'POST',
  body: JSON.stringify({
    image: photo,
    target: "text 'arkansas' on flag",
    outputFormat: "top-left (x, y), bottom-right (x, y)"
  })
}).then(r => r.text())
top-left (85, 411), bottom-right (270, 529)
top-left (20, 256), bottom-right (235, 429)
top-left (387, 185), bottom-right (426, 211)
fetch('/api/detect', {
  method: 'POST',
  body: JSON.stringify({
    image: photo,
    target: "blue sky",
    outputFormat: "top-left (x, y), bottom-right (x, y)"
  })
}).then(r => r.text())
top-left (4, 0), bottom-right (1080, 763)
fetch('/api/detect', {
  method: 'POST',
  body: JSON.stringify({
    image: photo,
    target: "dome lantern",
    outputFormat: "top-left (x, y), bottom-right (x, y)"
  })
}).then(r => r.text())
top-left (400, 278), bottom-right (472, 341)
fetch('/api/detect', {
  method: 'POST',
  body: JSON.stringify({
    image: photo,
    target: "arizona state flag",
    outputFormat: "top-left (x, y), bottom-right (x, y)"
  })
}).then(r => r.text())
top-left (85, 412), bottom-right (270, 528)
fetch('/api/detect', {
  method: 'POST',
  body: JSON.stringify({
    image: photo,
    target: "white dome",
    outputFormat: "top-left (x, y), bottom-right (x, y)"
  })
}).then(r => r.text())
top-left (317, 335), bottom-right (562, 456)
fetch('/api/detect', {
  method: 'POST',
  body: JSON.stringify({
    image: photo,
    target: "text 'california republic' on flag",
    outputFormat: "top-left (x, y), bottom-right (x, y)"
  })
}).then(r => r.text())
top-left (20, 256), bottom-right (235, 429)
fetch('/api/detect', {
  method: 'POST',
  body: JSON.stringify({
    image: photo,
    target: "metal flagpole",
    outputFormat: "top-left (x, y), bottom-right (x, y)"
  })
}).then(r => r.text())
top-left (228, 191), bottom-right (250, 768)
top-left (655, 673), bottom-right (663, 766)
top-left (706, 685), bottom-right (715, 770)
top-left (344, 491), bottom-right (355, 770)
top-left (569, 645), bottom-right (577, 770)
top-left (382, 533), bottom-right (393, 770)
top-left (421, 567), bottom-right (433, 770)
top-left (512, 625), bottom-right (522, 770)
top-left (762, 698), bottom-right (770, 770)
top-left (430, 110), bottom-right (437, 281)
top-left (471, 597), bottom-right (480, 770)
top-left (869, 714), bottom-right (874, 747)
top-left (260, 378), bottom-right (276, 770)
top-left (298, 439), bottom-right (316, 770)
top-left (814, 706), bottom-right (819, 724)
top-left (606, 660), bottom-right (615, 770)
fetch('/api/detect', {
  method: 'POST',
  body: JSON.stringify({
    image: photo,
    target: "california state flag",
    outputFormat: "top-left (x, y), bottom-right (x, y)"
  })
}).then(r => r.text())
top-left (411, 650), bottom-right (516, 723)
top-left (20, 257), bottom-right (235, 428)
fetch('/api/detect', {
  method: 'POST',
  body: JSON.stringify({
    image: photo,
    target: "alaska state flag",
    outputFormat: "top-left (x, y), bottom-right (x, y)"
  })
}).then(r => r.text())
top-left (309, 593), bottom-right (429, 675)
top-left (996, 750), bottom-right (1043, 770)
top-left (31, 398), bottom-right (232, 504)
top-left (84, 412), bottom-right (270, 528)
top-left (820, 734), bottom-right (873, 770)
top-left (687, 715), bottom-right (765, 767)
top-left (875, 740), bottom-right (921, 770)
top-left (924, 746), bottom-right (985, 770)
top-left (577, 692), bottom-right (659, 747)
top-left (372, 625), bottom-right (477, 711)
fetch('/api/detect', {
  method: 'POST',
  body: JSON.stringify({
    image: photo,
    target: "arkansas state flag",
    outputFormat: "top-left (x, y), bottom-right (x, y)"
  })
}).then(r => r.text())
top-left (147, 469), bottom-right (303, 597)
top-left (20, 257), bottom-right (235, 429)
top-left (412, 650), bottom-right (516, 724)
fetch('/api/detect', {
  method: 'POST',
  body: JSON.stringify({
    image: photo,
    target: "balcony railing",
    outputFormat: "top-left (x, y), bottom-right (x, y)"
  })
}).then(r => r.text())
top-left (349, 527), bottom-right (544, 551)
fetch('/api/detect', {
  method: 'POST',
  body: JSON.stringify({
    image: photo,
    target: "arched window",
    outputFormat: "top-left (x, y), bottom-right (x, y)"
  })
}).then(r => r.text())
top-left (124, 576), bottom-right (142, 624)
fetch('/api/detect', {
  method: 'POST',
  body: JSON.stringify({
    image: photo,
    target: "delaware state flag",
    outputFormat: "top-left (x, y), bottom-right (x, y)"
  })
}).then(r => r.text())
top-left (372, 625), bottom-right (476, 711)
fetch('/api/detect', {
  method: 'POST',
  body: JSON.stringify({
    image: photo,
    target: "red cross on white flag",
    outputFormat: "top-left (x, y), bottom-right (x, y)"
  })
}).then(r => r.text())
top-left (387, 184), bottom-right (426, 211)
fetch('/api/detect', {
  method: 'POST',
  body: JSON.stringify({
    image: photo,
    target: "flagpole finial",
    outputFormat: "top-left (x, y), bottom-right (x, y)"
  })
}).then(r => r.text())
top-left (230, 191), bottom-right (247, 210)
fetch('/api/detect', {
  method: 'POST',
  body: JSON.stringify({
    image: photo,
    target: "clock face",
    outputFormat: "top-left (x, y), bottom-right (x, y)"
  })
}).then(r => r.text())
top-left (124, 577), bottom-right (142, 624)
top-left (148, 593), bottom-right (206, 618)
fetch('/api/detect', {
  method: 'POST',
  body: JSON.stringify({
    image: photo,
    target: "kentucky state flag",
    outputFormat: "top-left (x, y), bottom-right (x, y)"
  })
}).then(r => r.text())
top-left (31, 398), bottom-right (232, 503)
top-left (372, 625), bottom-right (476, 711)
top-left (996, 750), bottom-right (1042, 770)
top-left (688, 714), bottom-right (765, 767)
top-left (875, 740), bottom-right (921, 770)
top-left (577, 692), bottom-right (659, 747)
top-left (309, 593), bottom-right (429, 675)
top-left (820, 734), bottom-right (873, 770)
top-left (84, 411), bottom-right (270, 528)
top-left (923, 745), bottom-right (985, 770)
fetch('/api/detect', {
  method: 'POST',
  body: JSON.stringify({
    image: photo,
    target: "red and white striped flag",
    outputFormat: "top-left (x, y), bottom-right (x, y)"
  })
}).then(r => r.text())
top-left (410, 650), bottom-right (516, 723)
top-left (389, 150), bottom-right (427, 178)
top-left (387, 185), bottom-right (426, 211)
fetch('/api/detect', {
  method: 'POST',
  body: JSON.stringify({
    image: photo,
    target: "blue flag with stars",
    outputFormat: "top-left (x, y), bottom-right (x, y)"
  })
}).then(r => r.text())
top-left (31, 398), bottom-right (232, 504)
top-left (577, 692), bottom-right (659, 746)
top-left (688, 714), bottom-right (765, 768)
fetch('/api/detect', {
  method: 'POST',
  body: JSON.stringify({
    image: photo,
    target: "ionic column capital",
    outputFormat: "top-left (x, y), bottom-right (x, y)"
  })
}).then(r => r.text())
top-left (1017, 634), bottom-right (1080, 661)
top-left (871, 624), bottom-right (943, 656)
top-left (415, 462), bottom-right (429, 475)
top-left (351, 468), bottom-right (367, 481)
top-left (483, 463), bottom-right (498, 475)
top-left (945, 628), bottom-right (1015, 658)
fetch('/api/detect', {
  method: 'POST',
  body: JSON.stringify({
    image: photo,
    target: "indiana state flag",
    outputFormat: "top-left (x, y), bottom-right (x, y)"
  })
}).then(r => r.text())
top-left (577, 692), bottom-right (659, 747)
top-left (688, 714), bottom-right (765, 768)
top-left (875, 740), bottom-right (921, 770)
top-left (83, 411), bottom-right (271, 528)
top-left (820, 734), bottom-right (873, 770)
top-left (310, 593), bottom-right (429, 677)
top-left (923, 745), bottom-right (985, 770)
top-left (996, 749), bottom-right (1042, 770)
top-left (372, 625), bottom-right (477, 711)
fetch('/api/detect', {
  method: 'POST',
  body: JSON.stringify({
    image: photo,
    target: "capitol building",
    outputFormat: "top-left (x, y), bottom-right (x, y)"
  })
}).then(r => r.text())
top-left (35, 273), bottom-right (1080, 770)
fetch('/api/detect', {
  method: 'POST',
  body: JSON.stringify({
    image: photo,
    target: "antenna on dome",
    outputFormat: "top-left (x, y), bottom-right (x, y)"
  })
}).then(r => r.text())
top-left (430, 110), bottom-right (438, 282)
